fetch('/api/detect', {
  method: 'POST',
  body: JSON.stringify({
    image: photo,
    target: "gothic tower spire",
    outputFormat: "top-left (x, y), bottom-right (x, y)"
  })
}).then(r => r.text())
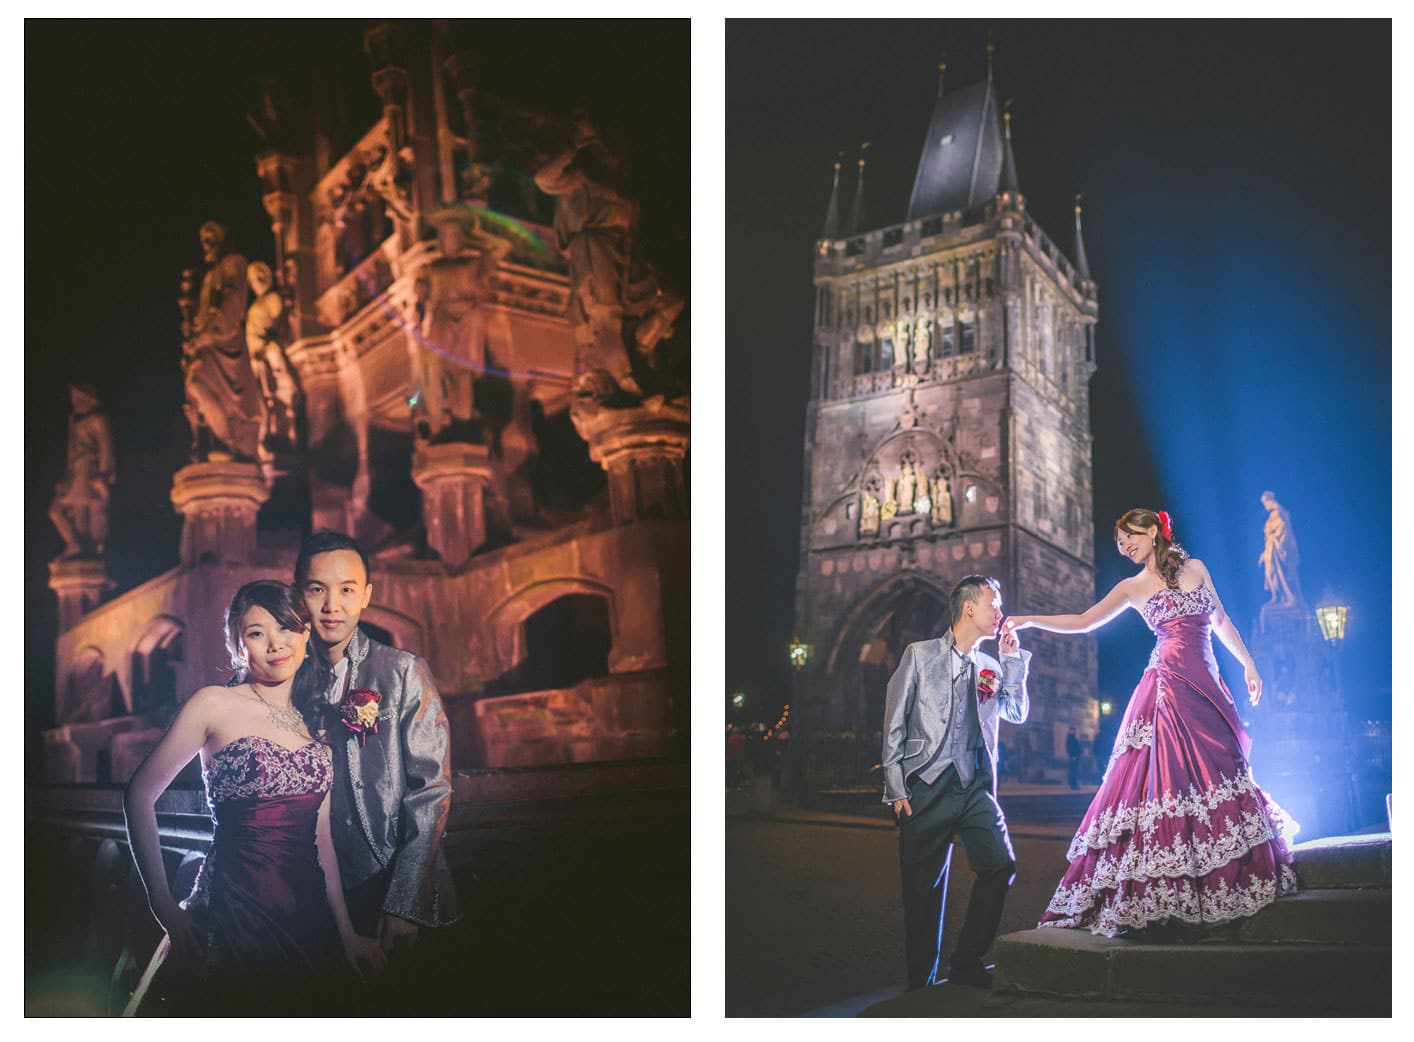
top-left (907, 64), bottom-right (1004, 221)
top-left (999, 101), bottom-right (1020, 197)
top-left (1074, 193), bottom-right (1092, 281)
top-left (821, 156), bottom-right (842, 240)
top-left (847, 142), bottom-right (869, 235)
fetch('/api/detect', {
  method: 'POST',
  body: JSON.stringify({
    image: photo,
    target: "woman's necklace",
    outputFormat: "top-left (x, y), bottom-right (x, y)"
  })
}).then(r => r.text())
top-left (249, 683), bottom-right (310, 739)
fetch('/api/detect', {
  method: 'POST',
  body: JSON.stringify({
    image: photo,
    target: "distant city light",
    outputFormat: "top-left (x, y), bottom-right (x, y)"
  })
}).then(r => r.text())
top-left (788, 638), bottom-right (810, 670)
top-left (731, 691), bottom-right (746, 709)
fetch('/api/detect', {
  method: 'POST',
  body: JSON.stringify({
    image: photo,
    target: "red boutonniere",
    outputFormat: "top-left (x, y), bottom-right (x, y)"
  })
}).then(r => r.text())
top-left (977, 669), bottom-right (1000, 705)
top-left (340, 688), bottom-right (381, 746)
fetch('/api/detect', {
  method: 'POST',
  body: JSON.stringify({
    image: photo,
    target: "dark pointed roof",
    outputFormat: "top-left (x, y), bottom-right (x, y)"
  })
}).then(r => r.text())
top-left (847, 149), bottom-right (867, 235)
top-left (821, 160), bottom-right (841, 239)
top-left (906, 78), bottom-right (1004, 222)
top-left (999, 108), bottom-right (1020, 196)
top-left (1073, 197), bottom-right (1092, 281)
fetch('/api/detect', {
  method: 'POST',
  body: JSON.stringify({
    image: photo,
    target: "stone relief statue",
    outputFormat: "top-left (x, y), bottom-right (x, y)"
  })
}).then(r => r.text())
top-left (859, 488), bottom-right (880, 537)
top-left (894, 318), bottom-right (911, 367)
top-left (245, 261), bottom-right (300, 446)
top-left (534, 118), bottom-right (684, 407)
top-left (411, 213), bottom-right (512, 443)
top-left (880, 476), bottom-right (898, 521)
top-left (913, 316), bottom-right (931, 372)
top-left (49, 384), bottom-right (115, 560)
top-left (931, 474), bottom-right (954, 526)
top-left (183, 221), bottom-right (264, 461)
top-left (1259, 490), bottom-right (1303, 607)
top-left (896, 460), bottom-right (916, 516)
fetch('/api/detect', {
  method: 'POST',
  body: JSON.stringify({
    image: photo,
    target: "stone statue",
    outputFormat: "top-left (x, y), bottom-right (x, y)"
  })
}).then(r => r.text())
top-left (1259, 490), bottom-right (1303, 606)
top-left (183, 221), bottom-right (264, 461)
top-left (860, 489), bottom-right (880, 537)
top-left (894, 319), bottom-right (911, 367)
top-left (534, 119), bottom-right (684, 404)
top-left (896, 461), bottom-right (916, 516)
top-left (245, 261), bottom-right (300, 445)
top-left (49, 384), bottom-right (115, 560)
top-left (880, 476), bottom-right (898, 521)
top-left (411, 213), bottom-right (512, 443)
top-left (931, 474), bottom-right (954, 526)
top-left (913, 316), bottom-right (930, 372)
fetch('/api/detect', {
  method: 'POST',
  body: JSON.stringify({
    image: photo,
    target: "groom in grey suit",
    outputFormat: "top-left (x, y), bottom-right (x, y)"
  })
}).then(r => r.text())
top-left (293, 531), bottom-right (460, 1010)
top-left (882, 574), bottom-right (1031, 990)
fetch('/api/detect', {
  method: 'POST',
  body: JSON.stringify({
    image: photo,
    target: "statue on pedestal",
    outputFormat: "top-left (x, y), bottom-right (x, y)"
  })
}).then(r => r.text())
top-left (1259, 490), bottom-right (1303, 607)
top-left (244, 261), bottom-right (300, 448)
top-left (182, 221), bottom-right (264, 461)
top-left (913, 315), bottom-right (931, 373)
top-left (930, 474), bottom-right (954, 526)
top-left (860, 487), bottom-right (881, 537)
top-left (896, 460), bottom-right (916, 516)
top-left (534, 118), bottom-right (684, 408)
top-left (411, 213), bottom-right (511, 444)
top-left (49, 384), bottom-right (115, 560)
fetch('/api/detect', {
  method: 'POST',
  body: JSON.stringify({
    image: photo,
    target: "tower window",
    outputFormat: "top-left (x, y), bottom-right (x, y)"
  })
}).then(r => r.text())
top-left (940, 323), bottom-right (956, 356)
top-left (960, 319), bottom-right (976, 354)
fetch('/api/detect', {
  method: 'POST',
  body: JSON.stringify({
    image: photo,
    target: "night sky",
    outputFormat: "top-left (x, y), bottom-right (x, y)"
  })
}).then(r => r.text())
top-left (24, 19), bottom-right (689, 743)
top-left (726, 20), bottom-right (1390, 725)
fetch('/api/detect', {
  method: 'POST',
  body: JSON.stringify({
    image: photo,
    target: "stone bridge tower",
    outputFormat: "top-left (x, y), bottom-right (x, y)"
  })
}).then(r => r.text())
top-left (794, 59), bottom-right (1100, 772)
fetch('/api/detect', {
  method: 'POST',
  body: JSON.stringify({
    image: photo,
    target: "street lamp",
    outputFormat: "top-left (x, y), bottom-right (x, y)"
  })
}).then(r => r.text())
top-left (1314, 602), bottom-right (1356, 829)
top-left (731, 691), bottom-right (746, 711)
top-left (1315, 604), bottom-right (1348, 643)
top-left (785, 639), bottom-right (811, 797)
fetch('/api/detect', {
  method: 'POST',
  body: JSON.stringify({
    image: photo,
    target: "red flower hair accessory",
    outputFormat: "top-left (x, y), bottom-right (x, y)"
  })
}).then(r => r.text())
top-left (1156, 510), bottom-right (1173, 541)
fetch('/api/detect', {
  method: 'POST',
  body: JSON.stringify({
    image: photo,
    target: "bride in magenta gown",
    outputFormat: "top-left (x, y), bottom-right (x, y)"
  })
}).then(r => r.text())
top-left (1007, 508), bottom-right (1296, 937)
top-left (124, 581), bottom-right (385, 1014)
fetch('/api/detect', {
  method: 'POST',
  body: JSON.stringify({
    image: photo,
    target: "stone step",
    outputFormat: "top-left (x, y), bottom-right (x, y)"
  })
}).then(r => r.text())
top-left (1291, 833), bottom-right (1391, 888)
top-left (994, 929), bottom-right (1390, 1010)
top-left (1236, 888), bottom-right (1390, 946)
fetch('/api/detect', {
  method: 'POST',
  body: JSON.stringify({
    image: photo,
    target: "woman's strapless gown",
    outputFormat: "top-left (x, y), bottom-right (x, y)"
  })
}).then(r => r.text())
top-left (150, 736), bottom-right (347, 1014)
top-left (1037, 585), bottom-right (1298, 937)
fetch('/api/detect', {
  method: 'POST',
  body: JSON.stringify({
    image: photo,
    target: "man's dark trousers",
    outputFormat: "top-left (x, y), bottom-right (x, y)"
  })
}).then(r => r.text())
top-left (898, 751), bottom-right (1016, 991)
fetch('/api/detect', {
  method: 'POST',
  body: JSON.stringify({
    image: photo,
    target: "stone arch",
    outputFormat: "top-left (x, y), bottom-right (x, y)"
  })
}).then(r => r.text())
top-left (823, 571), bottom-right (952, 732)
top-left (60, 646), bottom-right (118, 725)
top-left (129, 615), bottom-right (185, 715)
top-left (359, 605), bottom-right (425, 655)
top-left (484, 578), bottom-right (617, 685)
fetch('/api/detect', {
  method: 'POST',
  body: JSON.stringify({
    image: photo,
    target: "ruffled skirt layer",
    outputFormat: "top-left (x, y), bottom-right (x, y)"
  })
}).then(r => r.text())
top-left (1038, 665), bottom-right (1297, 937)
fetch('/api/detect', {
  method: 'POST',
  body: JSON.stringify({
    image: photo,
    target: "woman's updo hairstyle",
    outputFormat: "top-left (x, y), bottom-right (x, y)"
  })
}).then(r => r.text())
top-left (224, 580), bottom-right (311, 679)
top-left (1115, 507), bottom-right (1189, 589)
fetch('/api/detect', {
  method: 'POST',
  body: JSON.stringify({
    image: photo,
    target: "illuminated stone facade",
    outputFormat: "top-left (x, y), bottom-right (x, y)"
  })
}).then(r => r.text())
top-left (794, 72), bottom-right (1098, 768)
top-left (42, 23), bottom-right (688, 783)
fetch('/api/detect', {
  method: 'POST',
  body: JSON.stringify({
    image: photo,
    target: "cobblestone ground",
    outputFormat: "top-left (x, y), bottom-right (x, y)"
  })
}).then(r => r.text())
top-left (726, 815), bottom-right (1073, 1017)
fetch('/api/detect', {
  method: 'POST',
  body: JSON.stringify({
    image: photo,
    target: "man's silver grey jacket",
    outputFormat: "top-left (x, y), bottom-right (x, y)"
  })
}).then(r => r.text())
top-left (880, 629), bottom-right (1032, 804)
top-left (298, 627), bottom-right (461, 926)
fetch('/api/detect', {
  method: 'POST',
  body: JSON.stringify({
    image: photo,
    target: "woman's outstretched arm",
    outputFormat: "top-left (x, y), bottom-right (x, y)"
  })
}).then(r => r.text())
top-left (1008, 579), bottom-right (1134, 635)
top-left (122, 688), bottom-right (216, 962)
